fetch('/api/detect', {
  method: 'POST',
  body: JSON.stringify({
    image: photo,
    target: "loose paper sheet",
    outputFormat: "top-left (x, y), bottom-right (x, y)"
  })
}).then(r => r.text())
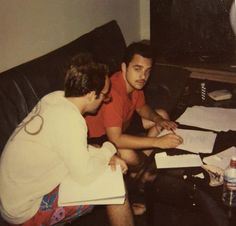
top-left (203, 146), bottom-right (236, 170)
top-left (176, 106), bottom-right (236, 132)
top-left (155, 152), bottom-right (203, 169)
top-left (58, 165), bottom-right (125, 206)
top-left (159, 128), bottom-right (216, 153)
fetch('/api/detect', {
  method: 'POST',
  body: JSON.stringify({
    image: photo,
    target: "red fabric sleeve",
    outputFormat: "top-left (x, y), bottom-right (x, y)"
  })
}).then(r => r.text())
top-left (102, 90), bottom-right (124, 128)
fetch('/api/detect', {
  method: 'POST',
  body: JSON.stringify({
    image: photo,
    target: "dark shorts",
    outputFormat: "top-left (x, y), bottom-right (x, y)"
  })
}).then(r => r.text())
top-left (88, 112), bottom-right (145, 146)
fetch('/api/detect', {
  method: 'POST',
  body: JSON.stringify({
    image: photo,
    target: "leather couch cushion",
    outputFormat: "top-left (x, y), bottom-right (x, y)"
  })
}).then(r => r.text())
top-left (0, 20), bottom-right (126, 154)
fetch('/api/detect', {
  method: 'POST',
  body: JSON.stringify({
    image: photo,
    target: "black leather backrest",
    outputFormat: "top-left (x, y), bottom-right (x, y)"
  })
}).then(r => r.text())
top-left (145, 64), bottom-right (191, 115)
top-left (0, 20), bottom-right (126, 154)
top-left (0, 55), bottom-right (67, 153)
top-left (89, 21), bottom-right (126, 75)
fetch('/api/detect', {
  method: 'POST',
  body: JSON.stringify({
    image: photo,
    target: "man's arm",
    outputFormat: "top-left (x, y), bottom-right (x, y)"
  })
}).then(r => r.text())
top-left (136, 104), bottom-right (177, 130)
top-left (106, 126), bottom-right (183, 150)
top-left (55, 110), bottom-right (116, 185)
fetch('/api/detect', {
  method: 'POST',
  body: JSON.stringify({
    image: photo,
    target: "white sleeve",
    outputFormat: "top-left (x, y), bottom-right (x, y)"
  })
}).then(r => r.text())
top-left (53, 111), bottom-right (115, 185)
top-left (88, 142), bottom-right (117, 158)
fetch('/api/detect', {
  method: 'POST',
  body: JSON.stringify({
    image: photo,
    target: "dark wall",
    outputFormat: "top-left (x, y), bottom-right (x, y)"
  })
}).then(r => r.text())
top-left (151, 0), bottom-right (235, 63)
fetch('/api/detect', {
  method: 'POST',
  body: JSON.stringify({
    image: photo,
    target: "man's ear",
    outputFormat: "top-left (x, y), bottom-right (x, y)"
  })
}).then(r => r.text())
top-left (87, 91), bottom-right (97, 102)
top-left (121, 62), bottom-right (127, 74)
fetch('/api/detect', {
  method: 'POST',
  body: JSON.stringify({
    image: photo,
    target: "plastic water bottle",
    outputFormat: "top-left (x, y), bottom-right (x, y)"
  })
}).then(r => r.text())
top-left (222, 156), bottom-right (236, 207)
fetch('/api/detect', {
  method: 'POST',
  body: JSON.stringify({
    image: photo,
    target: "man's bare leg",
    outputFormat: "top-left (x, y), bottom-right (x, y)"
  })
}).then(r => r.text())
top-left (106, 198), bottom-right (135, 226)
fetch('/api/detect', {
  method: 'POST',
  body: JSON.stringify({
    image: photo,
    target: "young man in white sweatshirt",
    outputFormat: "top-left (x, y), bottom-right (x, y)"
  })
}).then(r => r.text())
top-left (0, 53), bottom-right (134, 226)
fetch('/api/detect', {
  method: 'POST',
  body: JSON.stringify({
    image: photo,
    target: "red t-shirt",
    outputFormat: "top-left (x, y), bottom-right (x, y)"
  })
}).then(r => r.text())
top-left (86, 71), bottom-right (145, 137)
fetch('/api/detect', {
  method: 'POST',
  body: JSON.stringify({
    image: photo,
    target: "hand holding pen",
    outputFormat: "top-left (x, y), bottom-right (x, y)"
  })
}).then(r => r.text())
top-left (154, 131), bottom-right (183, 149)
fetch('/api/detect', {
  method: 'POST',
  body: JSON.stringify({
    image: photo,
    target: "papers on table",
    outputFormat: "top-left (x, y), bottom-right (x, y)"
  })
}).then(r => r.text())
top-left (203, 146), bottom-right (236, 170)
top-left (159, 129), bottom-right (216, 154)
top-left (155, 152), bottom-right (203, 169)
top-left (176, 106), bottom-right (236, 132)
top-left (58, 165), bottom-right (125, 206)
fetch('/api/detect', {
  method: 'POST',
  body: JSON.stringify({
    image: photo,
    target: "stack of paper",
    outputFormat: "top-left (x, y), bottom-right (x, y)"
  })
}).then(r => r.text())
top-left (203, 146), bottom-right (236, 170)
top-left (155, 152), bottom-right (203, 169)
top-left (176, 106), bottom-right (236, 131)
top-left (58, 165), bottom-right (125, 206)
top-left (159, 128), bottom-right (216, 154)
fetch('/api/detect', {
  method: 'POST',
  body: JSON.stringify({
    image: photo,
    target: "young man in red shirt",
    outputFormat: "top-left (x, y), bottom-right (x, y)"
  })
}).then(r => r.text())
top-left (86, 42), bottom-right (183, 170)
top-left (86, 42), bottom-right (183, 215)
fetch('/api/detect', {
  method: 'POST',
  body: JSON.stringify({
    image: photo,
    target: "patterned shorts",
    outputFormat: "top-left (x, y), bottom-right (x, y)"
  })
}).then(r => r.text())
top-left (11, 186), bottom-right (93, 226)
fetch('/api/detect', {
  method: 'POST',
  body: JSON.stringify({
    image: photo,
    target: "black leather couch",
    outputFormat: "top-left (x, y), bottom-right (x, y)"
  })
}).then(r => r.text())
top-left (0, 20), bottom-right (126, 225)
top-left (0, 20), bottom-right (126, 155)
top-left (0, 19), bottom-right (193, 226)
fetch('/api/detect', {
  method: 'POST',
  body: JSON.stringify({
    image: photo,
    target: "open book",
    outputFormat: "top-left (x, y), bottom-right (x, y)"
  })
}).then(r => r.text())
top-left (58, 165), bottom-right (125, 206)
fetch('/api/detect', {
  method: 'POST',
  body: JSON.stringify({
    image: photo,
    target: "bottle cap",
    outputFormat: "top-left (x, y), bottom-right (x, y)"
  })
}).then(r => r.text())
top-left (230, 156), bottom-right (236, 168)
top-left (232, 156), bottom-right (236, 161)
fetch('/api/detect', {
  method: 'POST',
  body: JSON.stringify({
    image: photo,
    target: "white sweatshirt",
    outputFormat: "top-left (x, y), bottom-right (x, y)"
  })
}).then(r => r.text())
top-left (0, 91), bottom-right (116, 224)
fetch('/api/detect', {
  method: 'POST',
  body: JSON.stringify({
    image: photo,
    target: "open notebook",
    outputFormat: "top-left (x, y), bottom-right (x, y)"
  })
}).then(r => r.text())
top-left (58, 165), bottom-right (125, 206)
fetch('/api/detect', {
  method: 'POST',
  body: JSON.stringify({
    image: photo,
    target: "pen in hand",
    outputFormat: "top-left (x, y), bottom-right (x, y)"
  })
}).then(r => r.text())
top-left (170, 128), bottom-right (176, 135)
top-left (170, 128), bottom-right (183, 144)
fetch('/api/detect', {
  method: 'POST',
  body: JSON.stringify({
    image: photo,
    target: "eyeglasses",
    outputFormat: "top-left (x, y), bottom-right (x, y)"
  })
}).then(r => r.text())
top-left (100, 91), bottom-right (112, 103)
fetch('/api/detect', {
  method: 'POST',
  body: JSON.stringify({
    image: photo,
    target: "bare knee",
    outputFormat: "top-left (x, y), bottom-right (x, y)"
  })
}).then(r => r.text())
top-left (142, 109), bottom-right (169, 130)
top-left (155, 108), bottom-right (169, 120)
top-left (145, 109), bottom-right (169, 137)
top-left (118, 148), bottom-right (140, 166)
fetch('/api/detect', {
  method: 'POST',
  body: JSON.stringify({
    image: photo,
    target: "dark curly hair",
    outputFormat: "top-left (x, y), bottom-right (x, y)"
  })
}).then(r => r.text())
top-left (123, 41), bottom-right (153, 66)
top-left (64, 53), bottom-right (109, 97)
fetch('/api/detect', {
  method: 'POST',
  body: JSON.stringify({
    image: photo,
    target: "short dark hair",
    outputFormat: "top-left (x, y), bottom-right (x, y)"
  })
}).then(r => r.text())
top-left (64, 53), bottom-right (109, 97)
top-left (123, 41), bottom-right (153, 66)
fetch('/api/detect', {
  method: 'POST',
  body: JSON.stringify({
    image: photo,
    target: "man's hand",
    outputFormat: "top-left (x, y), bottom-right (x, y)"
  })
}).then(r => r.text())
top-left (109, 155), bottom-right (128, 174)
top-left (155, 118), bottom-right (177, 131)
top-left (153, 133), bottom-right (183, 149)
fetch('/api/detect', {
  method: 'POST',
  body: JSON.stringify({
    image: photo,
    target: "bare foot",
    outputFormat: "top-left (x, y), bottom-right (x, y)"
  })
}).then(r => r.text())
top-left (132, 203), bottom-right (146, 215)
top-left (141, 170), bottom-right (157, 183)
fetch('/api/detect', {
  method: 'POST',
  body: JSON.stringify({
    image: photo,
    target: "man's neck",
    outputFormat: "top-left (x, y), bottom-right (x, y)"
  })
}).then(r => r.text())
top-left (122, 72), bottom-right (134, 94)
top-left (66, 97), bottom-right (85, 114)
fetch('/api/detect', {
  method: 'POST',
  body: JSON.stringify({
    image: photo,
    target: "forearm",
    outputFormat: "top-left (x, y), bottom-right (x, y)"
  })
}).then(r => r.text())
top-left (68, 147), bottom-right (114, 185)
top-left (70, 142), bottom-right (117, 183)
top-left (137, 104), bottom-right (163, 123)
top-left (109, 133), bottom-right (157, 150)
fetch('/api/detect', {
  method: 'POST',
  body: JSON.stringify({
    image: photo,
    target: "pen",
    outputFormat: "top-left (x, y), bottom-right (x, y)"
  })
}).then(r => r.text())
top-left (170, 128), bottom-right (176, 135)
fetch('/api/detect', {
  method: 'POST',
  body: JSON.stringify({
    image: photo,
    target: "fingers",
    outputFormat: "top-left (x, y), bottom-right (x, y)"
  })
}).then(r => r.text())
top-left (174, 134), bottom-right (183, 144)
top-left (167, 133), bottom-right (183, 145)
top-left (122, 165), bottom-right (128, 174)
top-left (109, 162), bottom-right (116, 171)
top-left (159, 119), bottom-right (178, 130)
top-left (109, 155), bottom-right (128, 174)
top-left (110, 162), bottom-right (128, 174)
top-left (119, 160), bottom-right (128, 174)
top-left (155, 133), bottom-right (183, 149)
